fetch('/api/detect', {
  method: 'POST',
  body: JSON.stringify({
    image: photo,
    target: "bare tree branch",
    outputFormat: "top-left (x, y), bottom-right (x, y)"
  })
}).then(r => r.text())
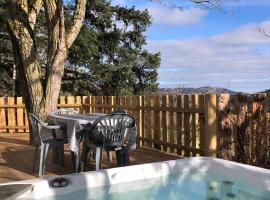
top-left (191, 0), bottom-right (229, 14)
top-left (259, 28), bottom-right (270, 38)
top-left (150, 0), bottom-right (238, 14)
top-left (65, 0), bottom-right (86, 49)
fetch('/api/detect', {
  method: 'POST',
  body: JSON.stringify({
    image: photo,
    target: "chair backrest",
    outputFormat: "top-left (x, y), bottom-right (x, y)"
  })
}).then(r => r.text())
top-left (28, 113), bottom-right (43, 145)
top-left (91, 114), bottom-right (135, 148)
top-left (28, 113), bottom-right (54, 144)
top-left (50, 108), bottom-right (79, 115)
top-left (111, 108), bottom-right (128, 115)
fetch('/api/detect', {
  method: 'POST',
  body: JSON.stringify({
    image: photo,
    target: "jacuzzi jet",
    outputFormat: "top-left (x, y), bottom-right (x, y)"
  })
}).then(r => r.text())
top-left (222, 180), bottom-right (234, 186)
top-left (50, 178), bottom-right (69, 188)
top-left (226, 193), bottom-right (236, 198)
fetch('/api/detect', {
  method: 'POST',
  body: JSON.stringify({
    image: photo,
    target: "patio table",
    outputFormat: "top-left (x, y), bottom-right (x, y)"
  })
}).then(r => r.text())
top-left (48, 113), bottom-right (106, 172)
top-left (48, 113), bottom-right (137, 172)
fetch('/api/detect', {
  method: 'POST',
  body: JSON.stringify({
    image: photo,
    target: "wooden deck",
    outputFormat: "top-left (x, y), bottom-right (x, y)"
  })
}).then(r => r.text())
top-left (0, 133), bottom-right (181, 184)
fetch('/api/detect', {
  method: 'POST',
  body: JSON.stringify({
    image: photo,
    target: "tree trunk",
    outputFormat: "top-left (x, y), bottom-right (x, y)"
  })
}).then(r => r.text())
top-left (5, 0), bottom-right (86, 144)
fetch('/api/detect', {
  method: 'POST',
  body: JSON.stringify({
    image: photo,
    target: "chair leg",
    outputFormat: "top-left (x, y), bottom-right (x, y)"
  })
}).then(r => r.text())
top-left (32, 145), bottom-right (39, 172)
top-left (39, 143), bottom-right (49, 177)
top-left (70, 151), bottom-right (80, 173)
top-left (81, 140), bottom-right (90, 172)
top-left (75, 151), bottom-right (80, 173)
top-left (95, 147), bottom-right (102, 170)
top-left (116, 149), bottom-right (124, 167)
top-left (92, 147), bottom-right (96, 160)
top-left (107, 151), bottom-right (113, 163)
top-left (42, 143), bottom-right (50, 176)
top-left (39, 144), bottom-right (44, 177)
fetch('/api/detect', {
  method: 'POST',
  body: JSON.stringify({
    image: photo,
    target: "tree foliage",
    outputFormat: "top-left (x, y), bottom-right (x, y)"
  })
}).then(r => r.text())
top-left (0, 0), bottom-right (86, 122)
top-left (0, 0), bottom-right (160, 97)
top-left (0, 25), bottom-right (14, 96)
top-left (62, 0), bottom-right (160, 96)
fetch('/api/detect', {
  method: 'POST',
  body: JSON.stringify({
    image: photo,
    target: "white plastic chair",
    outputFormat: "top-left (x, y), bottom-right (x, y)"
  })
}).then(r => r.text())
top-left (29, 113), bottom-right (64, 177)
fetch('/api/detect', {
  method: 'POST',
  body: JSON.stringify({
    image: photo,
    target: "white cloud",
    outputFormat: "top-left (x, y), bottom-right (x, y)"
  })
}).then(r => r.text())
top-left (110, 0), bottom-right (126, 6)
top-left (147, 20), bottom-right (270, 92)
top-left (211, 21), bottom-right (270, 45)
top-left (148, 7), bottom-right (208, 26)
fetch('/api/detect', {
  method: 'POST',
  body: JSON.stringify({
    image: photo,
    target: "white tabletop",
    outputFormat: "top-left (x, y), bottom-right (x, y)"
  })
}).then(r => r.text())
top-left (49, 113), bottom-right (106, 153)
top-left (49, 113), bottom-right (106, 124)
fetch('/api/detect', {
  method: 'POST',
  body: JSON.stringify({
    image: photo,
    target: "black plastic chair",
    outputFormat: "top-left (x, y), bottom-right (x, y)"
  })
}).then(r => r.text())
top-left (81, 114), bottom-right (135, 171)
top-left (29, 113), bottom-right (64, 177)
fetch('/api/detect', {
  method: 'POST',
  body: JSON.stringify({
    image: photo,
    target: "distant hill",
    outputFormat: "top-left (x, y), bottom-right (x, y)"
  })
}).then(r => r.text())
top-left (264, 89), bottom-right (270, 93)
top-left (157, 86), bottom-right (236, 95)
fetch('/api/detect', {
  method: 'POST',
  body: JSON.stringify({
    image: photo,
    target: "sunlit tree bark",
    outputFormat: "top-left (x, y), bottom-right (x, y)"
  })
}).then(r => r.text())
top-left (1, 0), bottom-right (86, 143)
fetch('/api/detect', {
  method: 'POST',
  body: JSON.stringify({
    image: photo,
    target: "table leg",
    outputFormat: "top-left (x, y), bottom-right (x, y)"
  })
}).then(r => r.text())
top-left (123, 146), bottom-right (129, 166)
top-left (116, 146), bottom-right (130, 167)
top-left (71, 151), bottom-right (80, 173)
top-left (52, 147), bottom-right (59, 164)
top-left (116, 149), bottom-right (124, 167)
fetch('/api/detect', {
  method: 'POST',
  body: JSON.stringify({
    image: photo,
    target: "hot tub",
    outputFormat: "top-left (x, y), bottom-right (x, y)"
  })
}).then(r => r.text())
top-left (2, 157), bottom-right (270, 199)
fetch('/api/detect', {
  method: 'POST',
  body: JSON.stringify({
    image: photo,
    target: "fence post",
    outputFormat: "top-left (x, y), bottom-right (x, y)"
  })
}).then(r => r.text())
top-left (204, 94), bottom-right (218, 157)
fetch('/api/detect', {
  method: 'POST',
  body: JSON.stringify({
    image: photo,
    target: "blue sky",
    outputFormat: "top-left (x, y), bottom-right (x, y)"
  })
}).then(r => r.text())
top-left (111, 0), bottom-right (270, 93)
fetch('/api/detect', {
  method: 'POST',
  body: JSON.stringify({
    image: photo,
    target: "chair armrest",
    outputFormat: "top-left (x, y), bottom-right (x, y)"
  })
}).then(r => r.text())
top-left (45, 125), bottom-right (61, 130)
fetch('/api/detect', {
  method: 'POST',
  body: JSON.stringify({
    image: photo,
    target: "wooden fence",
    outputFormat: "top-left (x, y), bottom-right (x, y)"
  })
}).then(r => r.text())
top-left (0, 95), bottom-right (218, 157)
top-left (1, 94), bottom-right (269, 166)
top-left (0, 94), bottom-right (270, 168)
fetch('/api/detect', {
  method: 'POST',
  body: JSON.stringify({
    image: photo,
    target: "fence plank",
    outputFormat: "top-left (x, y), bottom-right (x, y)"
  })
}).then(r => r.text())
top-left (7, 97), bottom-right (16, 133)
top-left (139, 96), bottom-right (145, 146)
top-left (131, 96), bottom-right (139, 147)
top-left (0, 97), bottom-right (6, 133)
top-left (199, 95), bottom-right (205, 156)
top-left (103, 96), bottom-right (108, 114)
top-left (169, 95), bottom-right (175, 153)
top-left (135, 96), bottom-right (141, 147)
top-left (204, 94), bottom-right (218, 157)
top-left (146, 96), bottom-right (152, 148)
top-left (59, 96), bottom-right (66, 109)
top-left (184, 95), bottom-right (190, 156)
top-left (76, 96), bottom-right (82, 112)
top-left (90, 96), bottom-right (93, 113)
top-left (127, 96), bottom-right (131, 115)
top-left (94, 96), bottom-right (99, 113)
top-left (82, 96), bottom-right (89, 113)
top-left (119, 96), bottom-right (125, 111)
top-left (101, 96), bottom-right (104, 113)
top-left (107, 96), bottom-right (112, 113)
top-left (24, 108), bottom-right (29, 133)
top-left (17, 97), bottom-right (24, 133)
top-left (191, 95), bottom-right (199, 156)
top-left (131, 96), bottom-right (136, 120)
top-left (139, 137), bottom-right (203, 154)
top-left (161, 95), bottom-right (168, 152)
top-left (176, 95), bottom-right (182, 155)
top-left (111, 96), bottom-right (115, 113)
top-left (153, 96), bottom-right (161, 150)
top-left (95, 96), bottom-right (100, 113)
